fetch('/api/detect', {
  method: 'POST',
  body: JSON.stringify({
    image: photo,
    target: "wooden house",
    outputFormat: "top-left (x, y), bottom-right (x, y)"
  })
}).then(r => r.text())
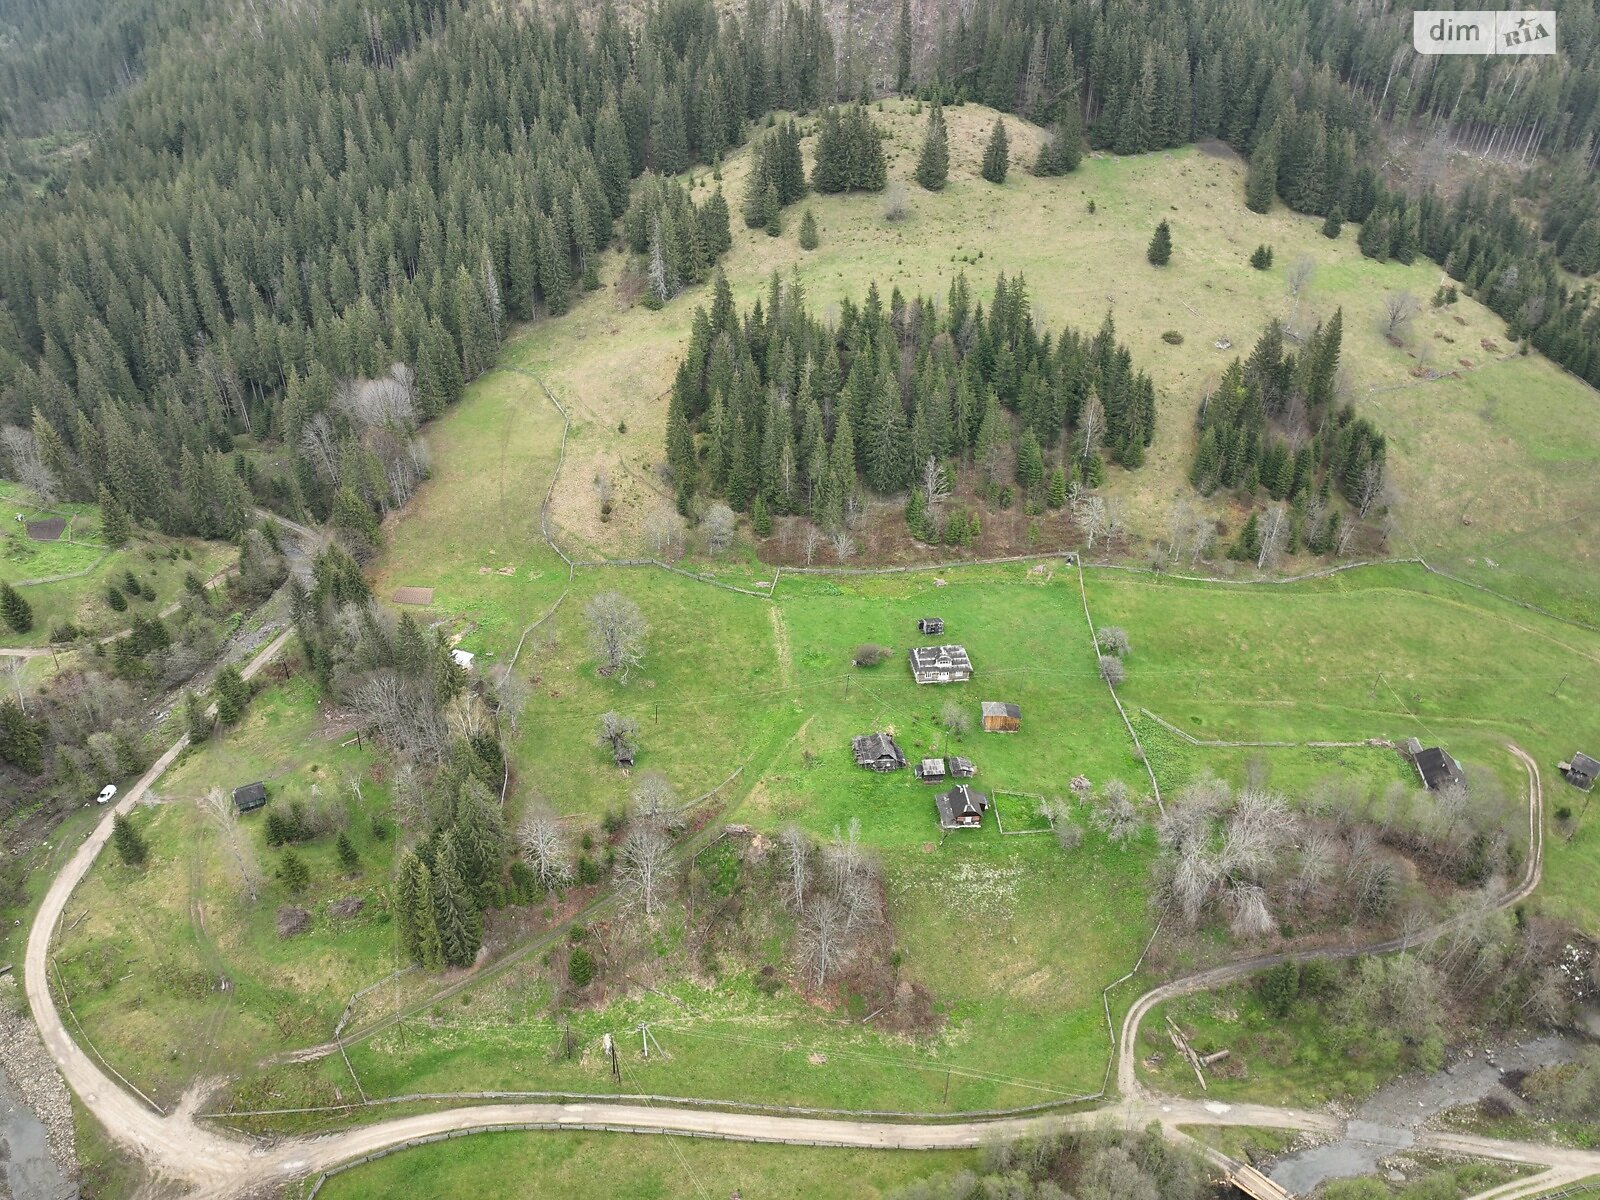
top-left (852, 733), bottom-right (907, 772)
top-left (981, 701), bottom-right (1021, 733)
top-left (917, 617), bottom-right (945, 635)
top-left (917, 757), bottom-right (947, 783)
top-left (1414, 746), bottom-right (1465, 791)
top-left (1560, 751), bottom-right (1598, 792)
top-left (909, 644), bottom-right (972, 685)
top-left (935, 784), bottom-right (990, 829)
top-left (232, 781), bottom-right (268, 812)
top-left (949, 756), bottom-right (977, 779)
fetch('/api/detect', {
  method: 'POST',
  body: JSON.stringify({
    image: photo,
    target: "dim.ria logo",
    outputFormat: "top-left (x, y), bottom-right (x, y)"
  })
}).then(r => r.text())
top-left (1412, 10), bottom-right (1557, 55)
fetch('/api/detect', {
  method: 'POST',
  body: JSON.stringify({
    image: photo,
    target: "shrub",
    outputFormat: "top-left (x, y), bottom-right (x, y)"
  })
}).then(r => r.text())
top-left (882, 184), bottom-right (909, 222)
top-left (1257, 960), bottom-right (1300, 1017)
top-left (1161, 330), bottom-right (1184, 345)
top-left (853, 643), bottom-right (891, 667)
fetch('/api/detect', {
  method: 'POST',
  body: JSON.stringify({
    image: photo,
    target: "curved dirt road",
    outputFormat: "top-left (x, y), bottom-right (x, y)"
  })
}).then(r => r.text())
top-left (29, 730), bottom-right (1581, 1198)
top-left (1117, 744), bottom-right (1544, 1099)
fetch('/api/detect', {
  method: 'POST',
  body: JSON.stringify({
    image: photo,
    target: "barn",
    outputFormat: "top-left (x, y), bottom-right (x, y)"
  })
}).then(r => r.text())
top-left (1560, 752), bottom-right (1598, 792)
top-left (1414, 746), bottom-right (1465, 791)
top-left (852, 733), bottom-right (907, 772)
top-left (232, 782), bottom-right (268, 812)
top-left (909, 645), bottom-right (973, 685)
top-left (981, 701), bottom-right (1021, 733)
top-left (935, 784), bottom-right (990, 829)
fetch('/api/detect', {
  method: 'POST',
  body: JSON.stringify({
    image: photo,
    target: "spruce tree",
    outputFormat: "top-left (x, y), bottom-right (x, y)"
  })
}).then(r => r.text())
top-left (1046, 466), bottom-right (1067, 509)
top-left (798, 208), bottom-right (819, 250)
top-left (106, 584), bottom-right (126, 611)
top-left (752, 494), bottom-right (772, 536)
top-left (1015, 428), bottom-right (1044, 489)
top-left (98, 486), bottom-right (130, 548)
top-left (981, 118), bottom-right (1010, 184)
top-left (396, 852), bottom-right (443, 969)
top-left (1250, 244), bottom-right (1274, 270)
top-left (112, 814), bottom-right (149, 867)
top-left (1245, 144), bottom-right (1277, 214)
top-left (895, 0), bottom-right (912, 93)
top-left (1147, 220), bottom-right (1173, 266)
top-left (0, 698), bottom-right (44, 774)
top-left (1321, 205), bottom-right (1344, 239)
top-left (0, 583), bottom-right (33, 634)
top-left (278, 849), bottom-right (310, 894)
top-left (762, 184), bottom-right (782, 237)
top-left (185, 690), bottom-right (212, 742)
top-left (1039, 105), bottom-right (1084, 175)
top-left (915, 106), bottom-right (949, 192)
top-left (337, 831), bottom-right (360, 872)
top-left (432, 840), bottom-right (482, 968)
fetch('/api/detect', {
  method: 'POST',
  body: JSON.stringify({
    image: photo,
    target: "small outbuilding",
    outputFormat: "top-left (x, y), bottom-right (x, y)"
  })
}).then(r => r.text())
top-left (909, 644), bottom-right (973, 685)
top-left (1560, 752), bottom-right (1599, 792)
top-left (917, 757), bottom-right (947, 783)
top-left (1414, 746), bottom-right (1465, 791)
top-left (852, 733), bottom-right (907, 772)
top-left (449, 648), bottom-right (475, 670)
top-left (917, 617), bottom-right (945, 635)
top-left (935, 784), bottom-right (990, 830)
top-left (981, 701), bottom-right (1021, 733)
top-left (949, 756), bottom-right (977, 779)
top-left (232, 782), bottom-right (268, 812)
top-left (614, 743), bottom-right (636, 769)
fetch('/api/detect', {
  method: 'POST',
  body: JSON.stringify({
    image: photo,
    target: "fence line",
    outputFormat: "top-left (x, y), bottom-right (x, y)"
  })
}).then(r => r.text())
top-left (51, 956), bottom-right (165, 1115)
top-left (1076, 561), bottom-right (1163, 814)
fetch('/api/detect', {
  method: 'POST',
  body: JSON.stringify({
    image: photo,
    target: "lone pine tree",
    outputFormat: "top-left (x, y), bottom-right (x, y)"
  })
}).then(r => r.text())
top-left (0, 582), bottom-right (33, 634)
top-left (1147, 220), bottom-right (1173, 266)
top-left (981, 117), bottom-right (1010, 184)
top-left (799, 207), bottom-right (819, 249)
top-left (915, 105), bottom-right (949, 191)
top-left (112, 813), bottom-right (149, 867)
top-left (1250, 244), bottom-right (1274, 270)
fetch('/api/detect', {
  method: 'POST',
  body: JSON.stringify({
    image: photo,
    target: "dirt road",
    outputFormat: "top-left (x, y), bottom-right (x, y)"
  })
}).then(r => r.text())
top-left (27, 726), bottom-right (1583, 1199)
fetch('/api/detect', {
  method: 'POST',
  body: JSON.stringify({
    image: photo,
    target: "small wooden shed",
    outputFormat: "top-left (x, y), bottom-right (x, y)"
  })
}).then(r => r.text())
top-left (981, 701), bottom-right (1021, 733)
top-left (1560, 751), bottom-right (1598, 792)
top-left (232, 782), bottom-right (268, 812)
top-left (949, 756), bottom-right (977, 779)
top-left (917, 757), bottom-right (946, 783)
top-left (917, 617), bottom-right (945, 635)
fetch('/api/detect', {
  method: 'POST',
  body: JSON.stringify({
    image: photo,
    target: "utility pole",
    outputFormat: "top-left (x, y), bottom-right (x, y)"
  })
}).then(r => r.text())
top-left (1551, 672), bottom-right (1569, 698)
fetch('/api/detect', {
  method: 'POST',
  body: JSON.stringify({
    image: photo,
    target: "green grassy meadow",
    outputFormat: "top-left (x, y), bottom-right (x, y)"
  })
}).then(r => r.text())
top-left (313, 1129), bottom-right (977, 1200)
top-left (0, 479), bottom-right (236, 647)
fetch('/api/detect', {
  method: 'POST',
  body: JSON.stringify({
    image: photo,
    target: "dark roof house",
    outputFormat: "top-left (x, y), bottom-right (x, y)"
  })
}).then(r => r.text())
top-left (935, 784), bottom-right (990, 829)
top-left (852, 733), bottom-right (907, 772)
top-left (232, 782), bottom-right (268, 812)
top-left (917, 757), bottom-right (947, 782)
top-left (1561, 752), bottom-right (1598, 792)
top-left (909, 644), bottom-right (973, 685)
top-left (1414, 746), bottom-right (1465, 791)
top-left (949, 756), bottom-right (977, 779)
top-left (917, 617), bottom-right (945, 635)
top-left (981, 701), bottom-right (1021, 733)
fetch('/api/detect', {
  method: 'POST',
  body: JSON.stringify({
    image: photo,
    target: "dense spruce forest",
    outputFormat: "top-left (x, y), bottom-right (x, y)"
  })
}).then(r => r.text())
top-left (0, 0), bottom-right (831, 548)
top-left (664, 270), bottom-right (1156, 535)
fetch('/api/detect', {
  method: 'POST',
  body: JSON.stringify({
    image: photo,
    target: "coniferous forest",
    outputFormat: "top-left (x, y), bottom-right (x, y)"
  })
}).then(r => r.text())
top-left (664, 270), bottom-right (1156, 535)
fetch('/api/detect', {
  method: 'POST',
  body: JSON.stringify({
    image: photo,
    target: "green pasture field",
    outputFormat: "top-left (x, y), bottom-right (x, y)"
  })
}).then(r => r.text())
top-left (50, 681), bottom-right (400, 1106)
top-left (311, 1129), bottom-right (977, 1200)
top-left (0, 478), bottom-right (236, 647)
top-left (465, 100), bottom-right (1600, 627)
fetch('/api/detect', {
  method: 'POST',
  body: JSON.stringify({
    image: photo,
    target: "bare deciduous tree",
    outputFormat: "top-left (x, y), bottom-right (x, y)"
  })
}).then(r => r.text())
top-left (798, 893), bottom-right (846, 989)
top-left (830, 529), bottom-right (857, 563)
top-left (801, 523), bottom-right (823, 566)
top-left (584, 591), bottom-right (648, 682)
top-left (1257, 502), bottom-right (1289, 571)
top-left (1093, 780), bottom-right (1142, 846)
top-left (1078, 392), bottom-right (1105, 460)
top-left (1073, 493), bottom-right (1108, 550)
top-left (616, 824), bottom-right (672, 916)
top-left (1098, 654), bottom-right (1126, 686)
top-left (1285, 256), bottom-right (1316, 304)
top-left (920, 456), bottom-right (951, 511)
top-left (644, 505), bottom-right (685, 558)
top-left (779, 825), bottom-right (810, 912)
top-left (1381, 291), bottom-right (1420, 340)
top-left (702, 502), bottom-right (737, 556)
top-left (1095, 626), bottom-right (1131, 657)
top-left (941, 700), bottom-right (972, 738)
top-left (202, 787), bottom-right (261, 902)
top-left (1, 426), bottom-right (59, 504)
top-left (597, 710), bottom-right (640, 761)
top-left (630, 771), bottom-right (680, 831)
top-left (518, 803), bottom-right (574, 890)
top-left (1226, 882), bottom-right (1277, 939)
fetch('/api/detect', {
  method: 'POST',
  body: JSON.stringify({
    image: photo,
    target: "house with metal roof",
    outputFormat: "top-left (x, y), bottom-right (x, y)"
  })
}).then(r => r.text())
top-left (1414, 746), bottom-right (1465, 791)
top-left (852, 732), bottom-right (907, 772)
top-left (909, 644), bottom-right (972, 684)
top-left (1560, 751), bottom-right (1598, 792)
top-left (935, 784), bottom-right (989, 829)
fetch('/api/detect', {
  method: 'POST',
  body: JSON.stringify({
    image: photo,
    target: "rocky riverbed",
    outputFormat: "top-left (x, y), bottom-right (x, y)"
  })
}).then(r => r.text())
top-left (1270, 1033), bottom-right (1583, 1194)
top-left (0, 979), bottom-right (77, 1199)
